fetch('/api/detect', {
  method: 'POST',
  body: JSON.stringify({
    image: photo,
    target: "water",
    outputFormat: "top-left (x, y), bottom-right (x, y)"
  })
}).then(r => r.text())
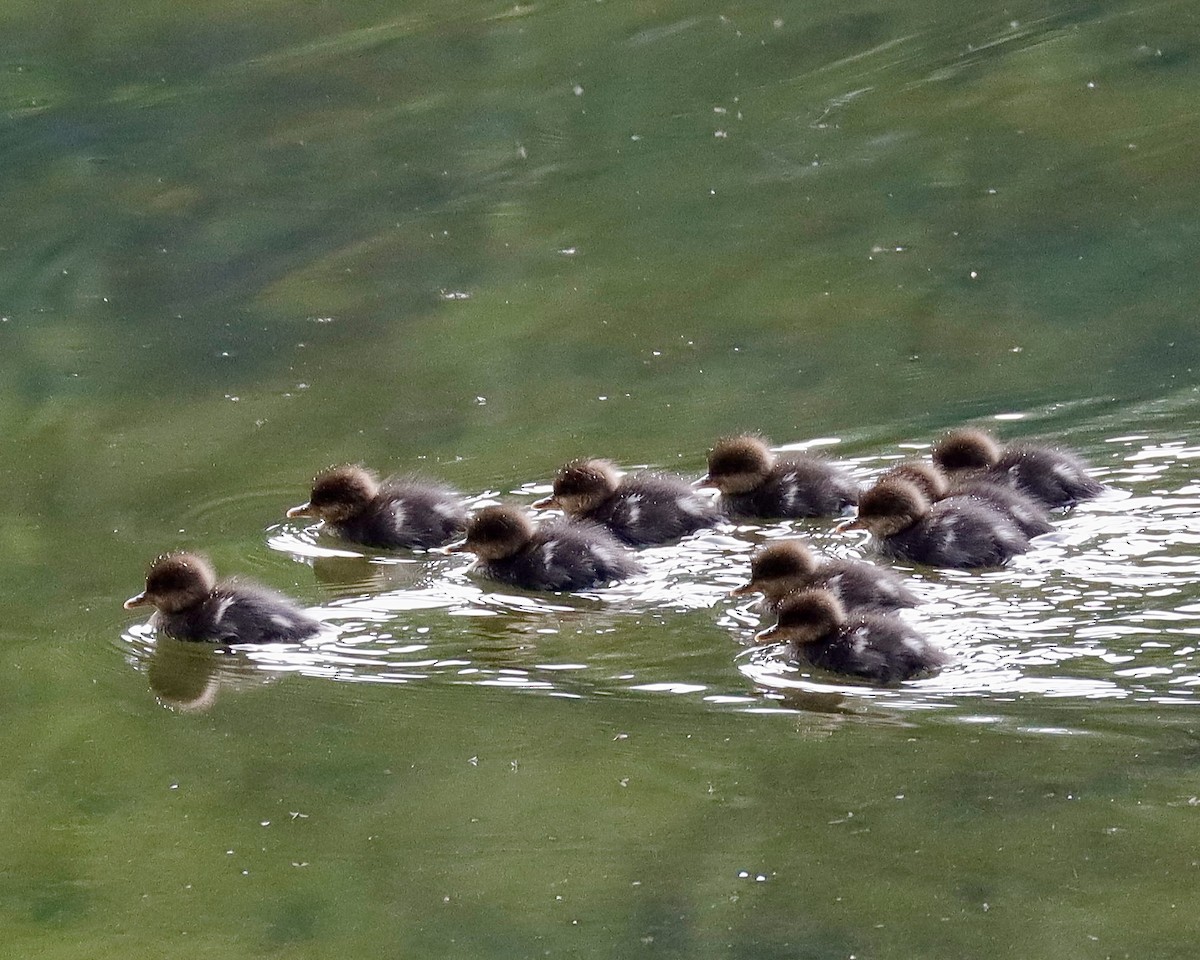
top-left (4, 0), bottom-right (1200, 956)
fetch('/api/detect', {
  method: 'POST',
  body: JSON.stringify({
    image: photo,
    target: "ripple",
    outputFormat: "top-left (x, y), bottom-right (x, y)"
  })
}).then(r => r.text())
top-left (116, 396), bottom-right (1200, 720)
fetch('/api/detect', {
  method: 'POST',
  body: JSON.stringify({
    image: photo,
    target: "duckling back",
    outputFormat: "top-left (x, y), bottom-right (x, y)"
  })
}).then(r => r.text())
top-left (477, 518), bottom-right (638, 591)
top-left (807, 559), bottom-right (919, 613)
top-left (950, 479), bottom-right (1053, 537)
top-left (591, 472), bottom-right (720, 545)
top-left (807, 612), bottom-right (948, 684)
top-left (158, 582), bottom-right (320, 644)
top-left (994, 445), bottom-right (1105, 508)
top-left (723, 456), bottom-right (858, 519)
top-left (881, 497), bottom-right (1030, 569)
top-left (336, 477), bottom-right (467, 549)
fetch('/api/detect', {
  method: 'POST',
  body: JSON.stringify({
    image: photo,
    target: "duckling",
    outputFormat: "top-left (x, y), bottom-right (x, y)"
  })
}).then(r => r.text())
top-left (754, 588), bottom-right (947, 684)
top-left (931, 428), bottom-right (1104, 508)
top-left (446, 505), bottom-right (638, 591)
top-left (838, 477), bottom-right (1030, 569)
top-left (286, 464), bottom-right (466, 549)
top-left (730, 539), bottom-right (917, 613)
top-left (878, 461), bottom-right (951, 500)
top-left (532, 458), bottom-right (720, 546)
top-left (124, 552), bottom-right (320, 644)
top-left (697, 435), bottom-right (858, 519)
top-left (880, 460), bottom-right (1053, 538)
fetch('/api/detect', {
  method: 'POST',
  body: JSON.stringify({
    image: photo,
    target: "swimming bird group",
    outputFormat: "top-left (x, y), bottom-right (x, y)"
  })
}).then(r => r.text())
top-left (124, 428), bottom-right (1106, 686)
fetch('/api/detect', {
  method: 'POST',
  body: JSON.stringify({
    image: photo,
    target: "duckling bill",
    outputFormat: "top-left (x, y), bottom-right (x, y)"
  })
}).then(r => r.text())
top-left (698, 435), bottom-right (858, 519)
top-left (446, 505), bottom-right (638, 592)
top-left (533, 457), bottom-right (719, 545)
top-left (125, 552), bottom-right (320, 644)
top-left (287, 464), bottom-right (467, 549)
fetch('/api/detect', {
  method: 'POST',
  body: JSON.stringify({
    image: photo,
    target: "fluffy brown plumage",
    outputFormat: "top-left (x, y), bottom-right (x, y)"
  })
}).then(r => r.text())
top-left (931, 428), bottom-right (1105, 508)
top-left (533, 458), bottom-right (719, 545)
top-left (730, 539), bottom-right (916, 612)
top-left (698, 435), bottom-right (858, 519)
top-left (125, 552), bottom-right (320, 644)
top-left (446, 505), bottom-right (639, 591)
top-left (287, 464), bottom-right (466, 549)
top-left (754, 588), bottom-right (947, 683)
top-left (839, 477), bottom-right (1031, 569)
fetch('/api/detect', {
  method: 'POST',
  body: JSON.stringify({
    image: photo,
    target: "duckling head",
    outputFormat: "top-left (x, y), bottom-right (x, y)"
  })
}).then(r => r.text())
top-left (931, 428), bottom-right (1002, 474)
top-left (730, 540), bottom-right (818, 601)
top-left (697, 435), bottom-right (775, 495)
top-left (532, 458), bottom-right (620, 515)
top-left (754, 588), bottom-right (845, 646)
top-left (446, 505), bottom-right (536, 561)
top-left (287, 465), bottom-right (380, 524)
top-left (879, 461), bottom-right (950, 501)
top-left (837, 477), bottom-right (930, 538)
top-left (125, 552), bottom-right (217, 614)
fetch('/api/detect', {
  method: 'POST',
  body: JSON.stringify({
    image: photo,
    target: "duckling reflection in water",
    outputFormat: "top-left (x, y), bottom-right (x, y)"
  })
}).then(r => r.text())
top-left (445, 505), bottom-right (639, 592)
top-left (879, 460), bottom-right (1053, 538)
top-left (125, 552), bottom-right (320, 644)
top-left (731, 539), bottom-right (917, 614)
top-left (145, 637), bottom-right (224, 711)
top-left (533, 457), bottom-right (720, 546)
top-left (287, 464), bottom-right (467, 549)
top-left (697, 435), bottom-right (858, 519)
top-left (755, 588), bottom-right (947, 684)
top-left (838, 477), bottom-right (1030, 569)
top-left (931, 428), bottom-right (1105, 508)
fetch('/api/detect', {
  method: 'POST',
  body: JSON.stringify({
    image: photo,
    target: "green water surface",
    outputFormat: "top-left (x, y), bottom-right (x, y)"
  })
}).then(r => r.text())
top-left (3, 1), bottom-right (1200, 957)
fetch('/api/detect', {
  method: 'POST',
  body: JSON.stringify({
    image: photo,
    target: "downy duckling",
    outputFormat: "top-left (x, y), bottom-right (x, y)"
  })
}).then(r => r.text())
top-left (730, 539), bottom-right (917, 613)
top-left (124, 552), bottom-right (320, 644)
top-left (286, 464), bottom-right (467, 549)
top-left (754, 588), bottom-right (947, 684)
top-left (446, 505), bottom-right (638, 591)
top-left (880, 460), bottom-right (1052, 538)
top-left (532, 458), bottom-right (720, 546)
top-left (838, 477), bottom-right (1030, 569)
top-left (931, 428), bottom-right (1105, 508)
top-left (697, 435), bottom-right (858, 519)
